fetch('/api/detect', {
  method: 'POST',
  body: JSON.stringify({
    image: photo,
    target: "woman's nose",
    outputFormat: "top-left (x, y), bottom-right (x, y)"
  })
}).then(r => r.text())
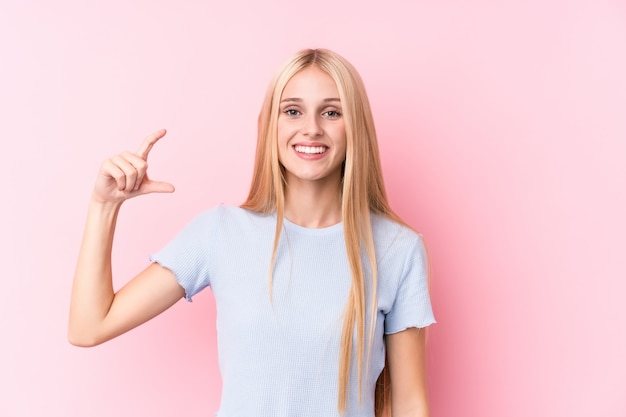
top-left (301, 115), bottom-right (323, 137)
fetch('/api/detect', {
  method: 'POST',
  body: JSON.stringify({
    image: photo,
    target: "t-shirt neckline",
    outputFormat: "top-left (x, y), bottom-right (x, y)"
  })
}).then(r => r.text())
top-left (282, 216), bottom-right (344, 236)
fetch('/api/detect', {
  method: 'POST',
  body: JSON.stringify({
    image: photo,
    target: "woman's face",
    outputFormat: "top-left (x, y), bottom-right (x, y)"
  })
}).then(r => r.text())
top-left (277, 66), bottom-right (347, 187)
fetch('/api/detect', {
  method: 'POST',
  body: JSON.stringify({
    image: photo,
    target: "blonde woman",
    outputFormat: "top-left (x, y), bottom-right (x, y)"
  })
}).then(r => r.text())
top-left (69, 49), bottom-right (435, 417)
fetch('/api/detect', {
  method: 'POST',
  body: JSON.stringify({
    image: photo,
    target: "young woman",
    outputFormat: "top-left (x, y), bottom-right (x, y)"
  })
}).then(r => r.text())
top-left (69, 49), bottom-right (435, 417)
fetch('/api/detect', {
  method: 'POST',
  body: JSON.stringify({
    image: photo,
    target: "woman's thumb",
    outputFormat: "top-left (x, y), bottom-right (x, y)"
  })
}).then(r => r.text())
top-left (141, 178), bottom-right (175, 194)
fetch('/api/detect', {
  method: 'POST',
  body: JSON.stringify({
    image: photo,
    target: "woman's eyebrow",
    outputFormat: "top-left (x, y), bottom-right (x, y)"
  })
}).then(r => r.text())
top-left (280, 97), bottom-right (341, 103)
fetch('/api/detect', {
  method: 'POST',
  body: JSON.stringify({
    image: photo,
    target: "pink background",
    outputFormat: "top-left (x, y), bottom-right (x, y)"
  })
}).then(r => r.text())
top-left (1, 1), bottom-right (625, 416)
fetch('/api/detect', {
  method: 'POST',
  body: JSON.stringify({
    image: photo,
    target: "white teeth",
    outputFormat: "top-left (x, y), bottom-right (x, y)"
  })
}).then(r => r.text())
top-left (295, 145), bottom-right (326, 154)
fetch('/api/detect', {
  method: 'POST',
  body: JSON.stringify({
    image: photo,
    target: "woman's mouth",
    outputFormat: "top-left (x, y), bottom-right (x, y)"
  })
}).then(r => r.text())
top-left (294, 145), bottom-right (327, 154)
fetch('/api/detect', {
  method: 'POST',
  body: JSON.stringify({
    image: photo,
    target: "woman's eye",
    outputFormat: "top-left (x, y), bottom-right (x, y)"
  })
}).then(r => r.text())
top-left (284, 109), bottom-right (301, 117)
top-left (324, 110), bottom-right (341, 119)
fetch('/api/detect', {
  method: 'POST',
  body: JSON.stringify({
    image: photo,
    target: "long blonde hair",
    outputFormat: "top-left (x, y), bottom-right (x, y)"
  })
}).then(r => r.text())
top-left (241, 48), bottom-right (404, 416)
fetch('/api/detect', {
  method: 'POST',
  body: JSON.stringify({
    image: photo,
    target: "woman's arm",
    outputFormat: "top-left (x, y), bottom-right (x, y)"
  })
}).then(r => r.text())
top-left (386, 327), bottom-right (431, 417)
top-left (68, 129), bottom-right (184, 347)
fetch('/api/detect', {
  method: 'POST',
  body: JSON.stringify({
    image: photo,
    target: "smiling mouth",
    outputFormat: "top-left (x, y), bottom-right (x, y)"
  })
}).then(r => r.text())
top-left (294, 145), bottom-right (327, 154)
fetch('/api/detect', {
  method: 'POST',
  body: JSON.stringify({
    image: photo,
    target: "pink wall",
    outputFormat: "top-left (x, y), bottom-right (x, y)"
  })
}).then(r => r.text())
top-left (1, 1), bottom-right (625, 416)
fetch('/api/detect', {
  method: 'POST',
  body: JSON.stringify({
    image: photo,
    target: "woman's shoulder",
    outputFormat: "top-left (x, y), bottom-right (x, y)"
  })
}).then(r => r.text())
top-left (370, 213), bottom-right (426, 263)
top-left (371, 213), bottom-right (423, 243)
top-left (193, 204), bottom-right (274, 230)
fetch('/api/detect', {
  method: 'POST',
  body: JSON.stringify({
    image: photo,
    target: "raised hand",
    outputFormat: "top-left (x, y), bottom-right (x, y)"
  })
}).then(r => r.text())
top-left (93, 129), bottom-right (175, 204)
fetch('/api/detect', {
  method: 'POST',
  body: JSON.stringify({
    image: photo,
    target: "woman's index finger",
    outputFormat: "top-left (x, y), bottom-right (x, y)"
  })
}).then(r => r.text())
top-left (137, 129), bottom-right (167, 160)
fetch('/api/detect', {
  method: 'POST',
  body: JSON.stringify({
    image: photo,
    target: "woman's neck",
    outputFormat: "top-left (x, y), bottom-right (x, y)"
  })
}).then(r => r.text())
top-left (283, 177), bottom-right (342, 228)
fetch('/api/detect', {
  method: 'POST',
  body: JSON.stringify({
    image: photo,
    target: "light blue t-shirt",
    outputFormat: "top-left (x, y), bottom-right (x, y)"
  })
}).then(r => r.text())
top-left (150, 205), bottom-right (435, 417)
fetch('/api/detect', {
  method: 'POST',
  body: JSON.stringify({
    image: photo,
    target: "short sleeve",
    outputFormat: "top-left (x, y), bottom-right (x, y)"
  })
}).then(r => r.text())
top-left (149, 209), bottom-right (219, 301)
top-left (384, 235), bottom-right (436, 334)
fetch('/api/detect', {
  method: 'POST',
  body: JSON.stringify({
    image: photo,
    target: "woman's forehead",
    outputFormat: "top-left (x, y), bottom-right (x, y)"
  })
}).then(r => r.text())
top-left (281, 67), bottom-right (340, 101)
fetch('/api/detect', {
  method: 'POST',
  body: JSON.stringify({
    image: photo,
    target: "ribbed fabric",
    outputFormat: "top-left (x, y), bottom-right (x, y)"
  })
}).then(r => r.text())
top-left (150, 205), bottom-right (435, 417)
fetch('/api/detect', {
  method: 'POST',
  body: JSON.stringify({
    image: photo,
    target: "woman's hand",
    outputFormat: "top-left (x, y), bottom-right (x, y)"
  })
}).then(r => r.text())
top-left (69, 129), bottom-right (183, 347)
top-left (92, 129), bottom-right (175, 204)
